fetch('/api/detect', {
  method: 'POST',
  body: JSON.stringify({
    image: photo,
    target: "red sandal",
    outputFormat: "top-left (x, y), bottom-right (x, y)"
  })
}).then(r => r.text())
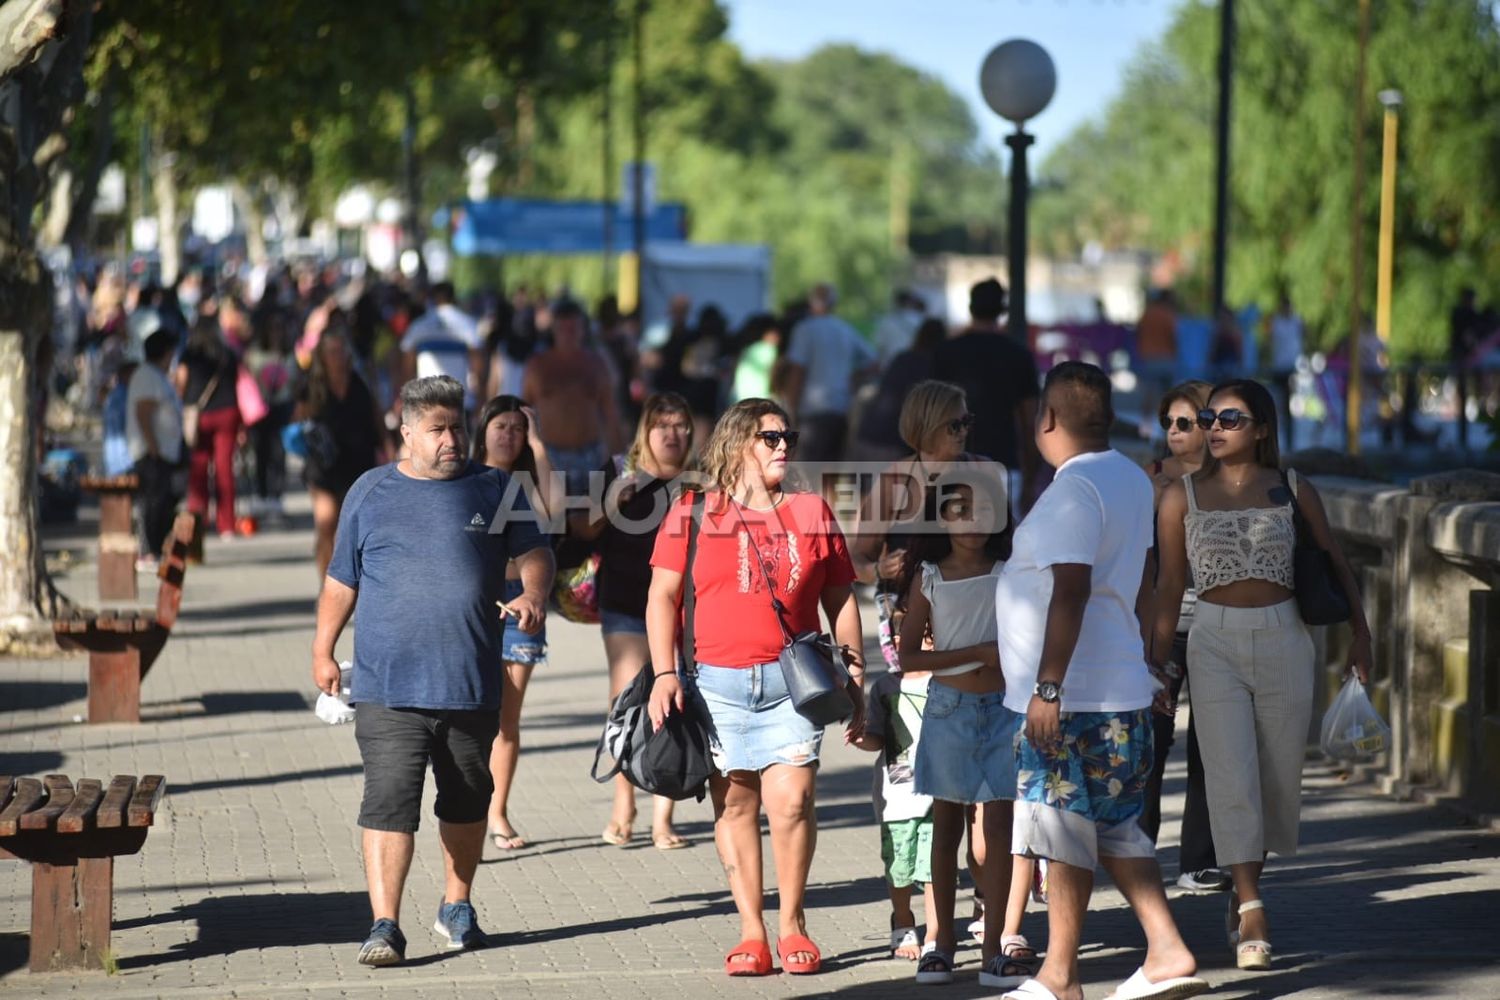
top-left (777, 934), bottom-right (822, 974)
top-left (724, 939), bottom-right (773, 976)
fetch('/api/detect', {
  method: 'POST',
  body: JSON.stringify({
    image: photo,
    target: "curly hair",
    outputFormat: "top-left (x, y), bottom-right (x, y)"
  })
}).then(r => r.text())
top-left (628, 392), bottom-right (693, 472)
top-left (701, 397), bottom-right (790, 497)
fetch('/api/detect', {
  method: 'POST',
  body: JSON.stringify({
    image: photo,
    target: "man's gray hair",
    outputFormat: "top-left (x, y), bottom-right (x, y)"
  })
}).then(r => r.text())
top-left (400, 375), bottom-right (465, 425)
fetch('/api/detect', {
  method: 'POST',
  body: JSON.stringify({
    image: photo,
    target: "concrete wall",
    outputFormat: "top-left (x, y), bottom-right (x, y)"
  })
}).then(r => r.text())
top-left (1312, 471), bottom-right (1500, 813)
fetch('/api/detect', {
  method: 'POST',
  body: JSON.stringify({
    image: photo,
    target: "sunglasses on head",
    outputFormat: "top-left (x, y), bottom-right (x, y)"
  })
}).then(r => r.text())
top-left (1160, 415), bottom-right (1195, 433)
top-left (1196, 408), bottom-right (1256, 431)
top-left (754, 429), bottom-right (800, 450)
top-left (947, 413), bottom-right (976, 434)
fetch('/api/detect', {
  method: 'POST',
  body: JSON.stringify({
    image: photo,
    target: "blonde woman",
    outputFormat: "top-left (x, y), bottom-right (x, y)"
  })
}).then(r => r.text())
top-left (646, 398), bottom-right (865, 977)
top-left (569, 392), bottom-right (695, 849)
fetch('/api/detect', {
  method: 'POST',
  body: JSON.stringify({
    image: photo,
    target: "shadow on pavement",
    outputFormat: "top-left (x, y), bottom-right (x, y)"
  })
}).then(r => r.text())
top-left (114, 890), bottom-right (371, 969)
top-left (169, 762), bottom-right (360, 796)
top-left (136, 690), bottom-right (313, 722)
top-left (177, 597), bottom-right (315, 623)
top-left (0, 933), bottom-right (24, 976)
top-left (0, 680), bottom-right (87, 713)
top-left (0, 750), bottom-right (65, 776)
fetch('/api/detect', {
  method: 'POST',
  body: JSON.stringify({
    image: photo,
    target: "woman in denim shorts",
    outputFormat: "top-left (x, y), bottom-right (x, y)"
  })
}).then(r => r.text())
top-left (646, 398), bottom-right (866, 978)
top-left (473, 395), bottom-right (561, 850)
top-left (570, 392), bottom-right (694, 849)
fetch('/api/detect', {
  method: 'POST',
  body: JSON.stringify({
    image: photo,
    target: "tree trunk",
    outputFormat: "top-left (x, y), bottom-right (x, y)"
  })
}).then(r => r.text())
top-left (152, 139), bottom-right (181, 286)
top-left (230, 180), bottom-right (267, 265)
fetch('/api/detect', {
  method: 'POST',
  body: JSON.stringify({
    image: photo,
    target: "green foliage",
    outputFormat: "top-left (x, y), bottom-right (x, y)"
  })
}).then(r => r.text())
top-left (1032, 0), bottom-right (1500, 360)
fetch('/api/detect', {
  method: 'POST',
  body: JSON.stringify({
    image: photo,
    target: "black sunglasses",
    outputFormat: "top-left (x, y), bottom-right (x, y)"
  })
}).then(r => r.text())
top-left (1160, 415), bottom-right (1195, 433)
top-left (947, 413), bottom-right (976, 434)
top-left (755, 429), bottom-right (800, 450)
top-left (1196, 408), bottom-right (1257, 431)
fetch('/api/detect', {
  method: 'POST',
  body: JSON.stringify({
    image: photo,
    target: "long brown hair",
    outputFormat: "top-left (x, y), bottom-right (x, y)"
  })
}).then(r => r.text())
top-left (1201, 378), bottom-right (1281, 477)
top-left (702, 397), bottom-right (789, 498)
top-left (471, 394), bottom-right (536, 474)
top-left (305, 317), bottom-right (353, 418)
top-left (628, 392), bottom-right (693, 473)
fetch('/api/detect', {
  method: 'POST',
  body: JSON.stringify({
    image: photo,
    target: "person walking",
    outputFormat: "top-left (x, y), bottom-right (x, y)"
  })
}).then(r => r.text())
top-left (1151, 378), bottom-right (1372, 972)
top-left (646, 398), bottom-right (866, 977)
top-left (522, 299), bottom-right (625, 488)
top-left (312, 375), bottom-right (555, 967)
top-left (176, 315), bottom-right (242, 540)
top-left (782, 283), bottom-right (878, 464)
top-left (1138, 381), bottom-right (1226, 893)
top-left (996, 362), bottom-right (1206, 1000)
top-left (472, 395), bottom-right (562, 851)
top-left (568, 392), bottom-right (694, 850)
top-left (244, 304), bottom-right (296, 519)
top-left (854, 319), bottom-right (948, 463)
top-left (127, 326), bottom-right (185, 564)
top-left (296, 323), bottom-right (385, 582)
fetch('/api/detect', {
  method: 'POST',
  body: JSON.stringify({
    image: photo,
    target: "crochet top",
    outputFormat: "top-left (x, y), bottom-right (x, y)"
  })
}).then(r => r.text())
top-left (1183, 471), bottom-right (1296, 593)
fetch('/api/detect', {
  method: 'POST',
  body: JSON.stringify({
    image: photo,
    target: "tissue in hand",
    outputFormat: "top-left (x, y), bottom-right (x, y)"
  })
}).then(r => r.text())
top-left (315, 661), bottom-right (356, 725)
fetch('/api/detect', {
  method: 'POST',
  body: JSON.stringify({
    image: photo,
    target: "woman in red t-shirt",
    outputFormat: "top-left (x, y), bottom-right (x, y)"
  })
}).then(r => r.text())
top-left (647, 398), bottom-right (866, 978)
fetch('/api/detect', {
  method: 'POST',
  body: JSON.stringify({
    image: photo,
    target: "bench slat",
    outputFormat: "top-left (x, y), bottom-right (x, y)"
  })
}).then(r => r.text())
top-left (56, 779), bottom-right (104, 834)
top-left (95, 776), bottom-right (136, 829)
top-left (127, 775), bottom-right (166, 828)
top-left (20, 776), bottom-right (75, 832)
top-left (0, 778), bottom-right (46, 835)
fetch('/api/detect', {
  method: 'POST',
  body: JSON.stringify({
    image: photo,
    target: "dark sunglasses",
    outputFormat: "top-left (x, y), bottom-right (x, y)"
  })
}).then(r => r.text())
top-left (1196, 408), bottom-right (1257, 431)
top-left (754, 429), bottom-right (800, 450)
top-left (1160, 415), bottom-right (1195, 433)
top-left (947, 413), bottom-right (977, 434)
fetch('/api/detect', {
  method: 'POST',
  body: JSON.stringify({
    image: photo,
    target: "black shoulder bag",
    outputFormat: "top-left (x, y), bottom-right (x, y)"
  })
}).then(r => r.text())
top-left (730, 497), bottom-right (854, 727)
top-left (588, 492), bottom-right (714, 800)
top-left (1283, 469), bottom-right (1352, 626)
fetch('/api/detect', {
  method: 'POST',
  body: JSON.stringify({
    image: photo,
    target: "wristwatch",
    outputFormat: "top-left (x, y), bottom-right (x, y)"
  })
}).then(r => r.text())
top-left (1034, 681), bottom-right (1062, 704)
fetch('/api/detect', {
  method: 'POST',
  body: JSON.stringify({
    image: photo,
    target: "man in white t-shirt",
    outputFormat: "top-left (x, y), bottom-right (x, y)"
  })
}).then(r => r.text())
top-left (783, 283), bottom-right (878, 463)
top-left (400, 282), bottom-right (484, 411)
top-left (127, 327), bottom-right (186, 563)
top-left (994, 362), bottom-right (1204, 1000)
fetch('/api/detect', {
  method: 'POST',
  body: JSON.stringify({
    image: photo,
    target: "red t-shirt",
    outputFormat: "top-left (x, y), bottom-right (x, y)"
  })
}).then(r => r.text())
top-left (651, 491), bottom-right (857, 668)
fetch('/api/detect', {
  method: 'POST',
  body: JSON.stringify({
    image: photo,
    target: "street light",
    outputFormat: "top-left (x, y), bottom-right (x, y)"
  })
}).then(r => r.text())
top-left (979, 40), bottom-right (1056, 343)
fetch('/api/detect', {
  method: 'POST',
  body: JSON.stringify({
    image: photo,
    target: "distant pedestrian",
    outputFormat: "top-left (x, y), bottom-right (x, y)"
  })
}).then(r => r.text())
top-left (996, 361), bottom-right (1206, 1000)
top-left (244, 304), bottom-right (295, 519)
top-left (569, 392), bottom-right (694, 850)
top-left (127, 326), bottom-right (185, 565)
top-left (933, 279), bottom-right (1042, 512)
top-left (783, 283), bottom-right (878, 464)
top-left (731, 313), bottom-right (783, 404)
top-left (873, 289), bottom-right (926, 369)
top-left (647, 398), bottom-right (866, 977)
top-left (522, 299), bottom-right (625, 488)
top-left (176, 315), bottom-right (242, 540)
top-left (1152, 378), bottom-right (1371, 973)
top-left (1267, 294), bottom-right (1304, 446)
top-left (1450, 287), bottom-right (1484, 448)
top-left (1135, 289), bottom-right (1179, 430)
top-left (854, 318), bottom-right (947, 462)
top-left (401, 282), bottom-right (485, 412)
top-left (472, 395), bottom-right (562, 852)
top-left (313, 375), bottom-right (554, 967)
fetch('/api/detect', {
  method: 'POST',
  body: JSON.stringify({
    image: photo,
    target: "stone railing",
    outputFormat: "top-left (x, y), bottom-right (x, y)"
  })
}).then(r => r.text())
top-left (1310, 470), bottom-right (1500, 814)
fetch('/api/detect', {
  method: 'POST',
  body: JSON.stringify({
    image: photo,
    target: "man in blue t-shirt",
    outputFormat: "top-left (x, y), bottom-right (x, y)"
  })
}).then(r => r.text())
top-left (312, 375), bottom-right (553, 966)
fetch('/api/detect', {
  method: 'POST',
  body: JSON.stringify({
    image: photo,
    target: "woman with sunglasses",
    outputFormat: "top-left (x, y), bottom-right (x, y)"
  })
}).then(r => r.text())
top-left (1139, 381), bottom-right (1226, 893)
top-left (1151, 379), bottom-right (1372, 972)
top-left (646, 398), bottom-right (866, 977)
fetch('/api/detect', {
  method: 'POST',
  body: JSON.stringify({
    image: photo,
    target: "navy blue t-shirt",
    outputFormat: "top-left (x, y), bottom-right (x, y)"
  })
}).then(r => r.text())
top-left (327, 461), bottom-right (546, 710)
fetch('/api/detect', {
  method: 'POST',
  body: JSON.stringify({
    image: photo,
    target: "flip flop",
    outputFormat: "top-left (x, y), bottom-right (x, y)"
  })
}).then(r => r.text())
top-left (601, 822), bottom-right (632, 846)
top-left (776, 933), bottom-right (822, 975)
top-left (490, 827), bottom-right (527, 850)
top-left (1002, 980), bottom-right (1061, 1000)
top-left (724, 939), bottom-right (772, 977)
top-left (652, 830), bottom-right (689, 850)
top-left (889, 924), bottom-right (920, 960)
top-left (1104, 966), bottom-right (1211, 1000)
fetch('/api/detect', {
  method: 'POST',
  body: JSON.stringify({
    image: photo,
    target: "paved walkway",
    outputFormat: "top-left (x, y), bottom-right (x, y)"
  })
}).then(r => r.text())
top-left (4, 495), bottom-right (1499, 998)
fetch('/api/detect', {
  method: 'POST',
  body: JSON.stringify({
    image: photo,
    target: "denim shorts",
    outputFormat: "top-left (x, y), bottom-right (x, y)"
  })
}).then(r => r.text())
top-left (500, 578), bottom-right (547, 666)
top-left (599, 608), bottom-right (647, 636)
top-left (693, 662), bottom-right (822, 775)
top-left (912, 681), bottom-right (1020, 804)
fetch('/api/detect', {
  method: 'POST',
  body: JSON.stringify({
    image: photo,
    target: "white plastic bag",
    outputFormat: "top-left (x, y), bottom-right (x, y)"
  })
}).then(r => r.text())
top-left (315, 661), bottom-right (356, 725)
top-left (1319, 676), bottom-right (1390, 760)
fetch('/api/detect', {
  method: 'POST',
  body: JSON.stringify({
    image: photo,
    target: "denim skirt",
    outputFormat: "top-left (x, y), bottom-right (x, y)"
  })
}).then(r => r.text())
top-left (693, 662), bottom-right (822, 775)
top-left (913, 680), bottom-right (1019, 804)
top-left (498, 578), bottom-right (547, 666)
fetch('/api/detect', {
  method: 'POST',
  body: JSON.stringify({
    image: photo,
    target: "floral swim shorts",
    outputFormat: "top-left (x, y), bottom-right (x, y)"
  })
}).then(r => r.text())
top-left (1015, 708), bottom-right (1154, 825)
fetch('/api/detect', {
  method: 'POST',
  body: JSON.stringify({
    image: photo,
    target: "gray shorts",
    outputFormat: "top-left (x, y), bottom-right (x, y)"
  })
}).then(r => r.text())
top-left (354, 702), bottom-right (500, 833)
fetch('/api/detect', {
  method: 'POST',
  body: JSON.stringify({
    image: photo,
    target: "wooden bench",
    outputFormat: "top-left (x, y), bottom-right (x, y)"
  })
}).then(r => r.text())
top-left (52, 511), bottom-right (194, 723)
top-left (0, 774), bottom-right (166, 972)
top-left (78, 474), bottom-right (140, 601)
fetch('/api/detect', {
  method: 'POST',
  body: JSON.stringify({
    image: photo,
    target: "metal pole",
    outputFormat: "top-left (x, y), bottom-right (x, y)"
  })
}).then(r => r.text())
top-left (631, 0), bottom-right (647, 312)
top-left (1005, 128), bottom-right (1033, 343)
top-left (1375, 104), bottom-right (1398, 345)
top-left (602, 12), bottom-right (615, 294)
top-left (1347, 0), bottom-right (1371, 455)
top-left (402, 80), bottom-right (426, 284)
top-left (1211, 0), bottom-right (1235, 315)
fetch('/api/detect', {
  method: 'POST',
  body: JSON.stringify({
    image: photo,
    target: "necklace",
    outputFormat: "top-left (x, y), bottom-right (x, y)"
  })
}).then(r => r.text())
top-left (733, 487), bottom-right (783, 512)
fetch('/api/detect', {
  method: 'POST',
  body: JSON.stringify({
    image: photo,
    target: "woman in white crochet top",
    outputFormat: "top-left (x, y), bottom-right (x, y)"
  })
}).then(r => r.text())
top-left (1151, 379), bottom-right (1371, 974)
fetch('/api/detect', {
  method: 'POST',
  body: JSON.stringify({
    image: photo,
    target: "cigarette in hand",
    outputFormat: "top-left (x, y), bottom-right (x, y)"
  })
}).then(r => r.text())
top-left (496, 601), bottom-right (519, 619)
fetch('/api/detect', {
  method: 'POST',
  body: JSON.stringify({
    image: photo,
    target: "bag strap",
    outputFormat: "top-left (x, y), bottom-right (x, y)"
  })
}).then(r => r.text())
top-left (681, 492), bottom-right (706, 672)
top-left (726, 495), bottom-right (797, 645)
top-left (590, 727), bottom-right (623, 783)
top-left (1279, 469), bottom-right (1313, 545)
top-left (193, 367), bottom-right (223, 409)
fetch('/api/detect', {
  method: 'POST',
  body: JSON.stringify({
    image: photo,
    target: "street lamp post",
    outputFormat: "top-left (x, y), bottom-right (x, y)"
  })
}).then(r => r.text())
top-left (980, 40), bottom-right (1056, 343)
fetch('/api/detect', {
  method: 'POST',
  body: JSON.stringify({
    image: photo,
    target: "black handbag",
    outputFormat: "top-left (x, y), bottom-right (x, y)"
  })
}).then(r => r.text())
top-left (730, 498), bottom-right (854, 726)
top-left (1283, 470), bottom-right (1352, 626)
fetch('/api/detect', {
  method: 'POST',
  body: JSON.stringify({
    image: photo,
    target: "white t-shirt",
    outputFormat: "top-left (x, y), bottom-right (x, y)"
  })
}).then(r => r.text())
top-left (125, 364), bottom-right (183, 465)
top-left (785, 313), bottom-right (875, 415)
top-left (401, 303), bottom-right (481, 402)
top-left (996, 449), bottom-right (1156, 714)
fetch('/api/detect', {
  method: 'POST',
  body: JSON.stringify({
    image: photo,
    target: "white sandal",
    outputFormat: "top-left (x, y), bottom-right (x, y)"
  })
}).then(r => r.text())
top-left (890, 924), bottom-right (920, 959)
top-left (1232, 899), bottom-right (1272, 971)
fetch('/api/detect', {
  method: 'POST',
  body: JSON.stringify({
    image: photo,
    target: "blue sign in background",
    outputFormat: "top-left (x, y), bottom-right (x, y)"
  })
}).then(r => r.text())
top-left (445, 198), bottom-right (687, 255)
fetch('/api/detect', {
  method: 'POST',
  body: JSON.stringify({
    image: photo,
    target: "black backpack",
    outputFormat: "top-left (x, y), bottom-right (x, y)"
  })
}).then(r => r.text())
top-left (589, 492), bottom-right (714, 801)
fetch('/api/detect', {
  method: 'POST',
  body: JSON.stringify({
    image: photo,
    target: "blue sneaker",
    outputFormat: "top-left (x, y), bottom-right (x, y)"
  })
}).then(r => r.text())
top-left (433, 899), bottom-right (485, 950)
top-left (357, 918), bottom-right (406, 966)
